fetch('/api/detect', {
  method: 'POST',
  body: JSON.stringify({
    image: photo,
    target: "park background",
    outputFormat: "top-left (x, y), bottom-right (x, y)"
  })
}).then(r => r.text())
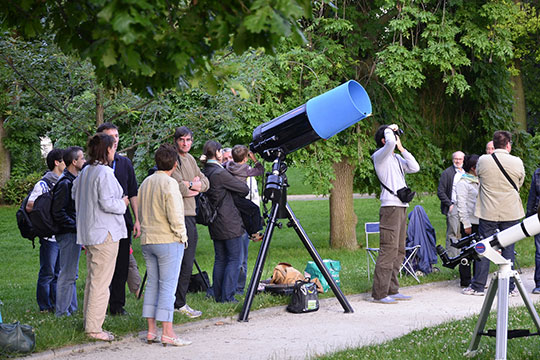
top-left (2, 0), bottom-right (540, 358)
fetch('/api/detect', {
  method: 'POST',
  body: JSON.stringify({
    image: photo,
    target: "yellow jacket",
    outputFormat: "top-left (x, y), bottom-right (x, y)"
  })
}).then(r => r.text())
top-left (139, 171), bottom-right (188, 246)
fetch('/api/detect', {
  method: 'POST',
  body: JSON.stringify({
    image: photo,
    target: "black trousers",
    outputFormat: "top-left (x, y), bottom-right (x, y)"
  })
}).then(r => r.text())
top-left (459, 224), bottom-right (478, 287)
top-left (109, 231), bottom-right (131, 313)
top-left (174, 216), bottom-right (198, 309)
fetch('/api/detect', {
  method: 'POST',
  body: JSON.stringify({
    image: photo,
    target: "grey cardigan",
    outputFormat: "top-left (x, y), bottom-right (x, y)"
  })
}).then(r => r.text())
top-left (72, 163), bottom-right (127, 246)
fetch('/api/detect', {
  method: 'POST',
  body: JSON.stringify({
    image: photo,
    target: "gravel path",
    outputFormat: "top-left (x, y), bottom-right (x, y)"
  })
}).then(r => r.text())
top-left (29, 268), bottom-right (540, 360)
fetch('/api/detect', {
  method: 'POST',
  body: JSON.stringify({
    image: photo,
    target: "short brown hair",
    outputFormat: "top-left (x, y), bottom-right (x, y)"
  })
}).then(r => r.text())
top-left (155, 144), bottom-right (178, 171)
top-left (493, 130), bottom-right (512, 149)
top-left (232, 145), bottom-right (248, 163)
top-left (87, 133), bottom-right (114, 164)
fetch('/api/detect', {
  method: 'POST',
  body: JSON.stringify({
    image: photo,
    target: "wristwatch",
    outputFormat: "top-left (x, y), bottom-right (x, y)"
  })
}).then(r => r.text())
top-left (188, 181), bottom-right (193, 190)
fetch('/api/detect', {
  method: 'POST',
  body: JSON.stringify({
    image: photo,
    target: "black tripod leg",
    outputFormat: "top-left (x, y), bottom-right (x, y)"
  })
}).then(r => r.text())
top-left (284, 202), bottom-right (354, 313)
top-left (193, 258), bottom-right (210, 289)
top-left (238, 203), bottom-right (280, 322)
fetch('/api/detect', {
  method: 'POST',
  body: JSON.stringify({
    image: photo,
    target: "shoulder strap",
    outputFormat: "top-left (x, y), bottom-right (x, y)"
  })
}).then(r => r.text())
top-left (372, 157), bottom-right (404, 196)
top-left (41, 177), bottom-right (54, 191)
top-left (491, 153), bottom-right (518, 192)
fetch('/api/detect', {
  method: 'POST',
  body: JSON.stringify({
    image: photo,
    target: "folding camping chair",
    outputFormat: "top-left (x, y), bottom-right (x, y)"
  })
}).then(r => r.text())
top-left (365, 222), bottom-right (421, 283)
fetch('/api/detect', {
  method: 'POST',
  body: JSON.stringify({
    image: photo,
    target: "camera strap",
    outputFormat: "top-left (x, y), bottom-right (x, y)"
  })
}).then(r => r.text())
top-left (491, 153), bottom-right (519, 192)
top-left (373, 155), bottom-right (406, 196)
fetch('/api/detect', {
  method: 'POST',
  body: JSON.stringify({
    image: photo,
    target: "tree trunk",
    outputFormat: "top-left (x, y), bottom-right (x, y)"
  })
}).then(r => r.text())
top-left (0, 119), bottom-right (11, 190)
top-left (96, 87), bottom-right (104, 127)
top-left (512, 60), bottom-right (527, 131)
top-left (329, 157), bottom-right (358, 250)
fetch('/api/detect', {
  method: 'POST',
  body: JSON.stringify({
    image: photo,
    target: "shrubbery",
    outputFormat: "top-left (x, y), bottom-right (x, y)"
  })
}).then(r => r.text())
top-left (0, 172), bottom-right (43, 205)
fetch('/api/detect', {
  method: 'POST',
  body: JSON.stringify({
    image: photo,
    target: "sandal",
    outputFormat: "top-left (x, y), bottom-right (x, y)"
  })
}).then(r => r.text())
top-left (161, 335), bottom-right (192, 347)
top-left (147, 331), bottom-right (160, 344)
top-left (87, 331), bottom-right (114, 341)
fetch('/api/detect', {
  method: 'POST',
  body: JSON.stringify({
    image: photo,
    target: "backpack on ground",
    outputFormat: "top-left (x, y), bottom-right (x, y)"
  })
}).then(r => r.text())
top-left (286, 280), bottom-right (319, 313)
top-left (16, 177), bottom-right (58, 245)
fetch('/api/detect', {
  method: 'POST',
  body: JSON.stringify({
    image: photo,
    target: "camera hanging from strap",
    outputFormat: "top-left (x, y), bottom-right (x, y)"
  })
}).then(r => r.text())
top-left (373, 156), bottom-right (415, 203)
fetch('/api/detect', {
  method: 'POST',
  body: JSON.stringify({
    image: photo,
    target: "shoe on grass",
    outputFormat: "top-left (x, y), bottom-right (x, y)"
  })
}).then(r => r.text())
top-left (372, 296), bottom-right (397, 304)
top-left (389, 293), bottom-right (412, 301)
top-left (533, 287), bottom-right (540, 294)
top-left (462, 286), bottom-right (484, 296)
top-left (175, 304), bottom-right (202, 318)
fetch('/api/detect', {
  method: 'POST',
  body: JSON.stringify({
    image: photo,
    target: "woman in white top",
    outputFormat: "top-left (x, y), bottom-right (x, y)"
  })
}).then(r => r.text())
top-left (455, 154), bottom-right (479, 288)
top-left (72, 133), bottom-right (128, 341)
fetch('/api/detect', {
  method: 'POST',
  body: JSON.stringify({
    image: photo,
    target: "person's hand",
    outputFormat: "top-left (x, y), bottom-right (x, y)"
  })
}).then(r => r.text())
top-left (248, 151), bottom-right (257, 162)
top-left (123, 196), bottom-right (129, 207)
top-left (388, 124), bottom-right (399, 132)
top-left (449, 204), bottom-right (454, 213)
top-left (395, 135), bottom-right (405, 152)
top-left (133, 220), bottom-right (141, 238)
top-left (193, 176), bottom-right (200, 182)
top-left (464, 227), bottom-right (472, 235)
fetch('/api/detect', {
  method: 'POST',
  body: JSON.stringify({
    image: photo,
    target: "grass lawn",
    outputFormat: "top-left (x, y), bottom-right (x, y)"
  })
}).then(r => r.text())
top-left (0, 194), bottom-right (537, 356)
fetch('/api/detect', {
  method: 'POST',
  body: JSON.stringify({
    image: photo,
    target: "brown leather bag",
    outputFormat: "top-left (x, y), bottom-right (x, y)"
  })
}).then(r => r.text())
top-left (271, 263), bottom-right (305, 285)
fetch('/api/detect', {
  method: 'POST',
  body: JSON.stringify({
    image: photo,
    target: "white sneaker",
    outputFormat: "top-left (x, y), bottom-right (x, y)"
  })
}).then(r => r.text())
top-left (509, 288), bottom-right (519, 297)
top-left (462, 286), bottom-right (484, 296)
top-left (175, 304), bottom-right (202, 318)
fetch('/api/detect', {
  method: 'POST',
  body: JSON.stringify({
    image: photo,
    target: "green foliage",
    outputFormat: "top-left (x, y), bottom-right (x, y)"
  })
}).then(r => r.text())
top-left (0, 171), bottom-right (42, 204)
top-left (0, 0), bottom-right (312, 93)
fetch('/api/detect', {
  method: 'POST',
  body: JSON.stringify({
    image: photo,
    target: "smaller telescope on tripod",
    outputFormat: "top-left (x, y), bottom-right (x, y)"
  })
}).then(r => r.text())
top-left (238, 80), bottom-right (372, 321)
top-left (437, 211), bottom-right (540, 360)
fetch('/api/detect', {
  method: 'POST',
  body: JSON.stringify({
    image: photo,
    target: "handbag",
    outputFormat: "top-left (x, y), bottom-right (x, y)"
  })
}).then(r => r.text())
top-left (286, 280), bottom-right (319, 313)
top-left (0, 322), bottom-right (35, 355)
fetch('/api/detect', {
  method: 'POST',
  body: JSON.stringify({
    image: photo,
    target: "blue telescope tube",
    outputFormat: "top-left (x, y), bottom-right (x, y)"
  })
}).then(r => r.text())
top-left (251, 80), bottom-right (372, 160)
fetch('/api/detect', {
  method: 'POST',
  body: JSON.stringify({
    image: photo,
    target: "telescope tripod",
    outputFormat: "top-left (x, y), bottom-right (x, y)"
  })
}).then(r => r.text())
top-left (465, 263), bottom-right (540, 360)
top-left (238, 154), bottom-right (354, 322)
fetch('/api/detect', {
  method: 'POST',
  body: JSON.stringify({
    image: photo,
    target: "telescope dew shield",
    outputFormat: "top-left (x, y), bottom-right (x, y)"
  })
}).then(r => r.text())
top-left (306, 80), bottom-right (372, 139)
top-left (250, 80), bottom-right (372, 161)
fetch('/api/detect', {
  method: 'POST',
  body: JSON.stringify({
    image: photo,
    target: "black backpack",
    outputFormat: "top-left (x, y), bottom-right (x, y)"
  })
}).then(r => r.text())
top-left (16, 177), bottom-right (59, 245)
top-left (286, 280), bottom-right (319, 313)
top-left (195, 192), bottom-right (223, 226)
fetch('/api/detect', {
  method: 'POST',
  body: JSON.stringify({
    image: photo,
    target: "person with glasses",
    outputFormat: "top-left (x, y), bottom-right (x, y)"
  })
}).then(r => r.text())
top-left (171, 126), bottom-right (209, 317)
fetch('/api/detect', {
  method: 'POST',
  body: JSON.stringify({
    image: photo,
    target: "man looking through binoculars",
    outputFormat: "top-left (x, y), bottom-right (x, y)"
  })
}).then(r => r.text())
top-left (371, 124), bottom-right (420, 304)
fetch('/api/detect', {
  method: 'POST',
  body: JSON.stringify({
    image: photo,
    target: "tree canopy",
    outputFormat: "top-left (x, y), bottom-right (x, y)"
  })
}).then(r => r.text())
top-left (1, 0), bottom-right (312, 93)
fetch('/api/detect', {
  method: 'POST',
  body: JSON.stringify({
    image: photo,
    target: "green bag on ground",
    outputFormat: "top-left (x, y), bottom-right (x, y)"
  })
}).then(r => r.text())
top-left (304, 259), bottom-right (341, 292)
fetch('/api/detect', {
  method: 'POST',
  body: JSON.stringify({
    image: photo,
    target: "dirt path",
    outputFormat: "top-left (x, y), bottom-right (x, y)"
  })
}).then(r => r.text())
top-left (31, 268), bottom-right (539, 360)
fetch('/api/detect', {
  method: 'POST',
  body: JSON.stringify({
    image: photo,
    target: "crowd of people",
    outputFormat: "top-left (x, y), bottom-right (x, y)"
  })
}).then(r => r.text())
top-left (26, 122), bottom-right (540, 344)
top-left (370, 126), bottom-right (540, 305)
top-left (26, 124), bottom-right (264, 345)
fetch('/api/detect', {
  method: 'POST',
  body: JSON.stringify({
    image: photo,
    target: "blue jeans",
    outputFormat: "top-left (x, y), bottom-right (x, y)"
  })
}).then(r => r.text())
top-left (236, 233), bottom-right (251, 294)
top-left (37, 238), bottom-right (60, 311)
top-left (470, 219), bottom-right (518, 292)
top-left (212, 233), bottom-right (246, 302)
top-left (55, 233), bottom-right (81, 316)
top-left (142, 242), bottom-right (184, 322)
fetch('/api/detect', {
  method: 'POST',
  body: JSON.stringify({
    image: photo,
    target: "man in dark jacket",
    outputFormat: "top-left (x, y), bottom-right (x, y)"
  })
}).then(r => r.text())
top-left (437, 151), bottom-right (464, 261)
top-left (52, 146), bottom-right (85, 316)
top-left (527, 167), bottom-right (540, 294)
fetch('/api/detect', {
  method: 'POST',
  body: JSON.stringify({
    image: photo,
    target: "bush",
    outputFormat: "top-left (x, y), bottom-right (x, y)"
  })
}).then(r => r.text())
top-left (0, 172), bottom-right (43, 205)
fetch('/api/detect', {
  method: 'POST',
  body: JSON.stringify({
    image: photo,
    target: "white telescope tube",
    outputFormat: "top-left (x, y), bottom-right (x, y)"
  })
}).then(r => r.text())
top-left (496, 213), bottom-right (540, 248)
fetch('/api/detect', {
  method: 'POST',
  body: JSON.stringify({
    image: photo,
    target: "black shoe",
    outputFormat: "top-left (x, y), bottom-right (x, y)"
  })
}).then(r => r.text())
top-left (110, 308), bottom-right (129, 316)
